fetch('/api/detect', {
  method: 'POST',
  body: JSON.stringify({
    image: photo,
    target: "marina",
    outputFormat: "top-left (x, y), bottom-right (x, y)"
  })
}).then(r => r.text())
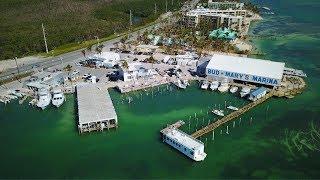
top-left (77, 84), bottom-right (118, 133)
top-left (0, 0), bottom-right (318, 177)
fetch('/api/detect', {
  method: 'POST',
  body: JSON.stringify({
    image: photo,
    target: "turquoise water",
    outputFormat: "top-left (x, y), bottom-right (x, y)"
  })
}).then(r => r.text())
top-left (0, 0), bottom-right (320, 178)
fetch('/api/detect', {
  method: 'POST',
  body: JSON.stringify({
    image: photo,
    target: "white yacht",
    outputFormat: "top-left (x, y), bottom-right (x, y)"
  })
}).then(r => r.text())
top-left (240, 86), bottom-right (251, 98)
top-left (36, 89), bottom-right (51, 110)
top-left (218, 83), bottom-right (230, 93)
top-left (212, 109), bottom-right (224, 117)
top-left (52, 89), bottom-right (65, 108)
top-left (227, 106), bottom-right (239, 111)
top-left (201, 80), bottom-right (209, 90)
top-left (210, 81), bottom-right (219, 91)
top-left (229, 86), bottom-right (239, 93)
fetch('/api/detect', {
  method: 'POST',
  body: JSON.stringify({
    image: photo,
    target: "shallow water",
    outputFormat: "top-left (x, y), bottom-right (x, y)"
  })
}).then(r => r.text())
top-left (0, 0), bottom-right (320, 178)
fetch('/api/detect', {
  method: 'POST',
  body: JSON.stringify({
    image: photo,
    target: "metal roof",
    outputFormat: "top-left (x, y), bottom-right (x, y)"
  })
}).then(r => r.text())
top-left (251, 87), bottom-right (267, 97)
top-left (77, 84), bottom-right (117, 125)
top-left (164, 128), bottom-right (204, 150)
top-left (207, 54), bottom-right (285, 80)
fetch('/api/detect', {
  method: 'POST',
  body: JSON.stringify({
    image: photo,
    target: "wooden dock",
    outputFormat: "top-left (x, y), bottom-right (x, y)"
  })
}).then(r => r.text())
top-left (191, 91), bottom-right (275, 139)
top-left (160, 120), bottom-right (185, 134)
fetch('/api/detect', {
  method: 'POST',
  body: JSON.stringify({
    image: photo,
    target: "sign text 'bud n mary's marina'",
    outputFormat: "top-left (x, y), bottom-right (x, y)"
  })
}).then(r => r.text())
top-left (206, 54), bottom-right (285, 86)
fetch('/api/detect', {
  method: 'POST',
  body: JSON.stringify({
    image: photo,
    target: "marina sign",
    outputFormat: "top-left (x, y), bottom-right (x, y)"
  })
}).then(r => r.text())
top-left (206, 68), bottom-right (280, 86)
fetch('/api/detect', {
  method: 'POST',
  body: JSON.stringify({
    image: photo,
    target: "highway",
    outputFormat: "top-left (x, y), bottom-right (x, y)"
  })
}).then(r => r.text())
top-left (0, 0), bottom-right (198, 82)
top-left (0, 24), bottom-right (158, 82)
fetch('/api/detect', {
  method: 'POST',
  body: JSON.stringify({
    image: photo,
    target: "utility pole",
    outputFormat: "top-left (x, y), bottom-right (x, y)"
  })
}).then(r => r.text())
top-left (14, 57), bottom-right (21, 83)
top-left (166, 0), bottom-right (168, 12)
top-left (41, 23), bottom-right (49, 54)
top-left (154, 3), bottom-right (157, 14)
top-left (129, 10), bottom-right (133, 27)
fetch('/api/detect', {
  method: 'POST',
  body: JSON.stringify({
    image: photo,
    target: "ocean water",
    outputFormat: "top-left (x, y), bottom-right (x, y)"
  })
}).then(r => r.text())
top-left (0, 0), bottom-right (319, 178)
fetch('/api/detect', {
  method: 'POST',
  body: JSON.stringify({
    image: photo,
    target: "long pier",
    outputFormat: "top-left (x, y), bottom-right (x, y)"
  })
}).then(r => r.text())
top-left (191, 90), bottom-right (275, 139)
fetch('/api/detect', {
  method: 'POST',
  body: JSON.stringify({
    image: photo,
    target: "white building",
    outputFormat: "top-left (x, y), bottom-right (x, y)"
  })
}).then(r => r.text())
top-left (185, 8), bottom-right (245, 30)
top-left (206, 54), bottom-right (285, 86)
top-left (89, 52), bottom-right (120, 68)
top-left (162, 128), bottom-right (207, 161)
top-left (208, 0), bottom-right (244, 10)
top-left (119, 62), bottom-right (158, 82)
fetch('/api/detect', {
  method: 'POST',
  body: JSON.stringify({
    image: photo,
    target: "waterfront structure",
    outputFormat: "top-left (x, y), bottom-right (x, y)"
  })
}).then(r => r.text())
top-left (88, 52), bottom-right (120, 68)
top-left (161, 121), bottom-right (207, 161)
top-left (208, 0), bottom-right (244, 10)
top-left (119, 63), bottom-right (158, 82)
top-left (249, 87), bottom-right (267, 101)
top-left (77, 84), bottom-right (118, 133)
top-left (206, 54), bottom-right (285, 86)
top-left (184, 8), bottom-right (245, 30)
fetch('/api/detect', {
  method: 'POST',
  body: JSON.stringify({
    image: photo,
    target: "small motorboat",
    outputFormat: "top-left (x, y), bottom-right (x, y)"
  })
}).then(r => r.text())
top-left (201, 80), bottom-right (209, 90)
top-left (218, 83), bottom-right (230, 93)
top-left (240, 86), bottom-right (251, 98)
top-left (210, 81), bottom-right (219, 91)
top-left (229, 86), bottom-right (239, 93)
top-left (212, 109), bottom-right (224, 117)
top-left (227, 106), bottom-right (239, 111)
top-left (175, 79), bottom-right (187, 89)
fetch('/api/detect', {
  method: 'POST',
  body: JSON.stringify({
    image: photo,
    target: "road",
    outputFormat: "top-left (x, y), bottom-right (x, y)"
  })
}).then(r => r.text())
top-left (0, 24), bottom-right (158, 82)
top-left (0, 0), bottom-right (199, 82)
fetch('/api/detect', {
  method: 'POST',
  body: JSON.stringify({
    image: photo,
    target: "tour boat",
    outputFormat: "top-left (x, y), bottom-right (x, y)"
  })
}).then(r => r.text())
top-left (210, 81), bottom-right (219, 91)
top-left (201, 80), bottom-right (209, 90)
top-left (36, 89), bottom-right (51, 110)
top-left (52, 89), bottom-right (65, 108)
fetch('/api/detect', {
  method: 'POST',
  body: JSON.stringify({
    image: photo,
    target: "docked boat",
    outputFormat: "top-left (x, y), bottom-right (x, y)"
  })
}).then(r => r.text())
top-left (201, 80), bottom-right (209, 90)
top-left (175, 79), bottom-right (187, 89)
top-left (52, 89), bottom-right (65, 108)
top-left (227, 106), bottom-right (239, 111)
top-left (240, 86), bottom-right (251, 98)
top-left (212, 109), bottom-right (224, 117)
top-left (183, 79), bottom-right (189, 86)
top-left (210, 81), bottom-right (219, 91)
top-left (229, 86), bottom-right (239, 93)
top-left (262, 6), bottom-right (271, 11)
top-left (218, 83), bottom-right (230, 93)
top-left (36, 89), bottom-right (51, 110)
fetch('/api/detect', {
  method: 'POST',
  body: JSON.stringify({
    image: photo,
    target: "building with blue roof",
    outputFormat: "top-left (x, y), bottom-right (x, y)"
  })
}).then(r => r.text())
top-left (249, 87), bottom-right (268, 101)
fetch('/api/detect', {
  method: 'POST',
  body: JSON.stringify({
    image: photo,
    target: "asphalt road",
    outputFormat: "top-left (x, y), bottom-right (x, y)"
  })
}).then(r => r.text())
top-left (0, 0), bottom-right (198, 82)
top-left (0, 24), bottom-right (158, 81)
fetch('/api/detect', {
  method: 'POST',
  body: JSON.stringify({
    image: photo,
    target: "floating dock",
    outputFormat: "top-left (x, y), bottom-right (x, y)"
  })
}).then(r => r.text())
top-left (76, 84), bottom-right (118, 134)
